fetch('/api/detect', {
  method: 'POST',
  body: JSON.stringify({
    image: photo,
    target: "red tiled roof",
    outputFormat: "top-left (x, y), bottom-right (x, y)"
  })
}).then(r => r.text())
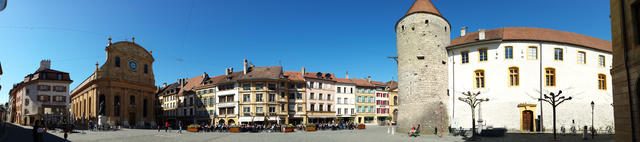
top-left (303, 72), bottom-right (335, 81)
top-left (284, 71), bottom-right (305, 81)
top-left (449, 27), bottom-right (612, 52)
top-left (351, 78), bottom-right (375, 87)
top-left (405, 0), bottom-right (441, 17)
top-left (334, 78), bottom-right (354, 84)
top-left (385, 81), bottom-right (398, 90)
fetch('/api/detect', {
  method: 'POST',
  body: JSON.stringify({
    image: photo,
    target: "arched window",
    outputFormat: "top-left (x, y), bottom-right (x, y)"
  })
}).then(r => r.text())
top-left (99, 95), bottom-right (106, 115)
top-left (545, 68), bottom-right (556, 87)
top-left (509, 67), bottom-right (519, 86)
top-left (474, 70), bottom-right (485, 89)
top-left (393, 96), bottom-right (398, 105)
top-left (115, 56), bottom-right (121, 67)
top-left (598, 74), bottom-right (607, 90)
top-left (144, 64), bottom-right (148, 74)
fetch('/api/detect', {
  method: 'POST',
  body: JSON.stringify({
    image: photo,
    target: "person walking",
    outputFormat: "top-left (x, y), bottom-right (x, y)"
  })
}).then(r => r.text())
top-left (165, 122), bottom-right (169, 132)
top-left (177, 121), bottom-right (182, 134)
top-left (32, 120), bottom-right (40, 142)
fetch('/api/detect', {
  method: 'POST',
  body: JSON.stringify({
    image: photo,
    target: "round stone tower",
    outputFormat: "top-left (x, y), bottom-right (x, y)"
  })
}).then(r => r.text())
top-left (395, 0), bottom-right (450, 133)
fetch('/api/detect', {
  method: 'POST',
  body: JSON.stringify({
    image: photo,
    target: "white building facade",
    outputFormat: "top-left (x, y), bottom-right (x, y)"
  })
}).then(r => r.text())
top-left (335, 78), bottom-right (356, 121)
top-left (447, 27), bottom-right (614, 132)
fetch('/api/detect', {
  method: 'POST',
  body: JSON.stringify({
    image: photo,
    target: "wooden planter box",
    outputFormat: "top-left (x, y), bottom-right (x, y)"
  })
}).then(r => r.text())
top-left (229, 127), bottom-right (240, 133)
top-left (305, 126), bottom-right (317, 131)
top-left (282, 127), bottom-right (294, 133)
top-left (357, 125), bottom-right (366, 129)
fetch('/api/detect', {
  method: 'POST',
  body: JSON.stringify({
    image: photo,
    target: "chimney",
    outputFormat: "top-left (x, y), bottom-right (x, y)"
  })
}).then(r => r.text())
top-left (345, 71), bottom-right (349, 79)
top-left (163, 83), bottom-right (167, 88)
top-left (478, 29), bottom-right (486, 40)
top-left (460, 27), bottom-right (467, 37)
top-left (301, 67), bottom-right (306, 76)
top-left (367, 76), bottom-right (371, 83)
top-left (230, 67), bottom-right (233, 73)
top-left (243, 59), bottom-right (248, 74)
top-left (225, 68), bottom-right (230, 76)
top-left (39, 60), bottom-right (51, 71)
top-left (202, 72), bottom-right (208, 78)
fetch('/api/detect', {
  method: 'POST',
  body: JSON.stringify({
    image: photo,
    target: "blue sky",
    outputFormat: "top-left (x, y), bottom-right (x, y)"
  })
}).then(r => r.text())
top-left (0, 0), bottom-right (611, 104)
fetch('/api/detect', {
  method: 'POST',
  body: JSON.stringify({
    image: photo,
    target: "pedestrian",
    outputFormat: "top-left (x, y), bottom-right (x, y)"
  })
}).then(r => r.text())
top-left (157, 124), bottom-right (160, 132)
top-left (33, 120), bottom-right (40, 142)
top-left (178, 121), bottom-right (182, 134)
top-left (165, 122), bottom-right (169, 132)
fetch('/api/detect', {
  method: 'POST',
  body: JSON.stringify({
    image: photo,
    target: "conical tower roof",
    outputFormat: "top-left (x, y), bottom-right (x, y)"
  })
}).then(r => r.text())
top-left (405, 0), bottom-right (442, 16)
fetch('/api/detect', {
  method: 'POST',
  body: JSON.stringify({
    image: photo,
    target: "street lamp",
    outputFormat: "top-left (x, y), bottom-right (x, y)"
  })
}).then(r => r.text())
top-left (538, 90), bottom-right (572, 140)
top-left (439, 102), bottom-right (443, 138)
top-left (591, 101), bottom-right (594, 139)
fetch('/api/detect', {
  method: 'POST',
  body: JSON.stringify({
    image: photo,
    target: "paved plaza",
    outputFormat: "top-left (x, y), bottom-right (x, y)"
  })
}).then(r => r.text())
top-left (1, 123), bottom-right (614, 142)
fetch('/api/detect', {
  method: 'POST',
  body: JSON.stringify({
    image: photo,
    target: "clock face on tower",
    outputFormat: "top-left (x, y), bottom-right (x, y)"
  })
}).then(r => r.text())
top-left (129, 60), bottom-right (137, 70)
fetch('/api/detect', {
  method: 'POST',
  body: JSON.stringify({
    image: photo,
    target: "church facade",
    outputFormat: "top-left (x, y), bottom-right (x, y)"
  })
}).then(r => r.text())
top-left (70, 38), bottom-right (157, 128)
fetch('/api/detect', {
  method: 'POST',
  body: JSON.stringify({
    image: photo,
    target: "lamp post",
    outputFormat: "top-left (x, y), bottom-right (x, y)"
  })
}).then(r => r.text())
top-left (538, 90), bottom-right (572, 140)
top-left (591, 101), bottom-right (594, 139)
top-left (439, 102), bottom-right (443, 138)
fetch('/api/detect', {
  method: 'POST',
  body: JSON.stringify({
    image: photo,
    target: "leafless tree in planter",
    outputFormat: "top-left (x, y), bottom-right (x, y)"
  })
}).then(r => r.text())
top-left (459, 91), bottom-right (489, 140)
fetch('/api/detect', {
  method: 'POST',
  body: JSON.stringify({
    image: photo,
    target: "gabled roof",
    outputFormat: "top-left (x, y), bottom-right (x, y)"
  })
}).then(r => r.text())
top-left (449, 27), bottom-right (612, 52)
top-left (351, 78), bottom-right (375, 87)
top-left (303, 72), bottom-right (335, 81)
top-left (335, 78), bottom-right (355, 84)
top-left (405, 0), bottom-right (442, 17)
top-left (284, 71), bottom-right (305, 81)
top-left (385, 81), bottom-right (398, 90)
top-left (217, 66), bottom-right (284, 84)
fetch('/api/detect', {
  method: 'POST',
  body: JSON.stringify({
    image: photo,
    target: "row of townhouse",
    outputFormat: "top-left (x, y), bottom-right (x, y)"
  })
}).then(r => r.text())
top-left (155, 59), bottom-right (398, 126)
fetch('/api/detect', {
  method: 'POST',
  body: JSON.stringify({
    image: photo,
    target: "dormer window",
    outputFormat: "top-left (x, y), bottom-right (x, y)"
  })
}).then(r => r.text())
top-left (316, 72), bottom-right (322, 79)
top-left (57, 73), bottom-right (62, 80)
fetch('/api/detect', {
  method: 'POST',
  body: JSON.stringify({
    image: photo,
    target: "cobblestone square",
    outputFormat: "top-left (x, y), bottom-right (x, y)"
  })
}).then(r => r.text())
top-left (1, 123), bottom-right (615, 142)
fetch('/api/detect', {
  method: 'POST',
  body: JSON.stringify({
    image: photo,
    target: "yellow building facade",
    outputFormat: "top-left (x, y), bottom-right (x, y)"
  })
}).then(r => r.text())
top-left (71, 40), bottom-right (156, 128)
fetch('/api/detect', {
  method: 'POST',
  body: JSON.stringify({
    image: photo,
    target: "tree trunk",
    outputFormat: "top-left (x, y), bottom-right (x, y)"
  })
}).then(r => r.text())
top-left (471, 107), bottom-right (476, 138)
top-left (553, 107), bottom-right (557, 140)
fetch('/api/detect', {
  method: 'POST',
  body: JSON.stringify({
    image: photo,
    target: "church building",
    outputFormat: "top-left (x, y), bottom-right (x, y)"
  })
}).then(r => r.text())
top-left (70, 37), bottom-right (157, 128)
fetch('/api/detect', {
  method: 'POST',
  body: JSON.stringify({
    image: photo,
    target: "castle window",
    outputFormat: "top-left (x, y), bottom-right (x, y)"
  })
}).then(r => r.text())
top-left (509, 67), bottom-right (519, 86)
top-left (554, 48), bottom-right (564, 61)
top-left (505, 46), bottom-right (513, 59)
top-left (598, 74), bottom-right (607, 90)
top-left (461, 51), bottom-right (469, 64)
top-left (445, 26), bottom-right (447, 31)
top-left (417, 55), bottom-right (425, 60)
top-left (425, 20), bottom-right (429, 25)
top-left (577, 51), bottom-right (586, 64)
top-left (479, 48), bottom-right (488, 62)
top-left (474, 70), bottom-right (485, 89)
top-left (401, 25), bottom-right (405, 31)
top-left (527, 46), bottom-right (538, 60)
top-left (545, 68), bottom-right (556, 87)
top-left (115, 56), bottom-right (121, 67)
top-left (598, 55), bottom-right (605, 67)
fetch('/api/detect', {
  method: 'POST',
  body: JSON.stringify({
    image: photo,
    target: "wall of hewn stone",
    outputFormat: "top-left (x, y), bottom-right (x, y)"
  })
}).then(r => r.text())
top-left (396, 13), bottom-right (450, 133)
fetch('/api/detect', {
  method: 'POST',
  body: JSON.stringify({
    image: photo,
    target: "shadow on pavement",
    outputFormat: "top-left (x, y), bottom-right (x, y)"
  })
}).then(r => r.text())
top-left (5, 123), bottom-right (67, 142)
top-left (460, 133), bottom-right (614, 142)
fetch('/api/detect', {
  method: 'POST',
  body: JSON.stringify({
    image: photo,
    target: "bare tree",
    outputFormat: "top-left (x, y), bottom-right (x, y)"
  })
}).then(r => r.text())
top-left (458, 91), bottom-right (489, 140)
top-left (539, 90), bottom-right (572, 140)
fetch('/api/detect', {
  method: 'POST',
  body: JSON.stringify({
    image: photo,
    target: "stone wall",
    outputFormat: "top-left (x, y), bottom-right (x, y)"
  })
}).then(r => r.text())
top-left (396, 13), bottom-right (450, 133)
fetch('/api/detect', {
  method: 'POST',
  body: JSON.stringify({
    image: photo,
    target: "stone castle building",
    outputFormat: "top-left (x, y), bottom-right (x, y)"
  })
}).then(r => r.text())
top-left (395, 0), bottom-right (450, 133)
top-left (610, 0), bottom-right (640, 141)
top-left (71, 38), bottom-right (156, 128)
